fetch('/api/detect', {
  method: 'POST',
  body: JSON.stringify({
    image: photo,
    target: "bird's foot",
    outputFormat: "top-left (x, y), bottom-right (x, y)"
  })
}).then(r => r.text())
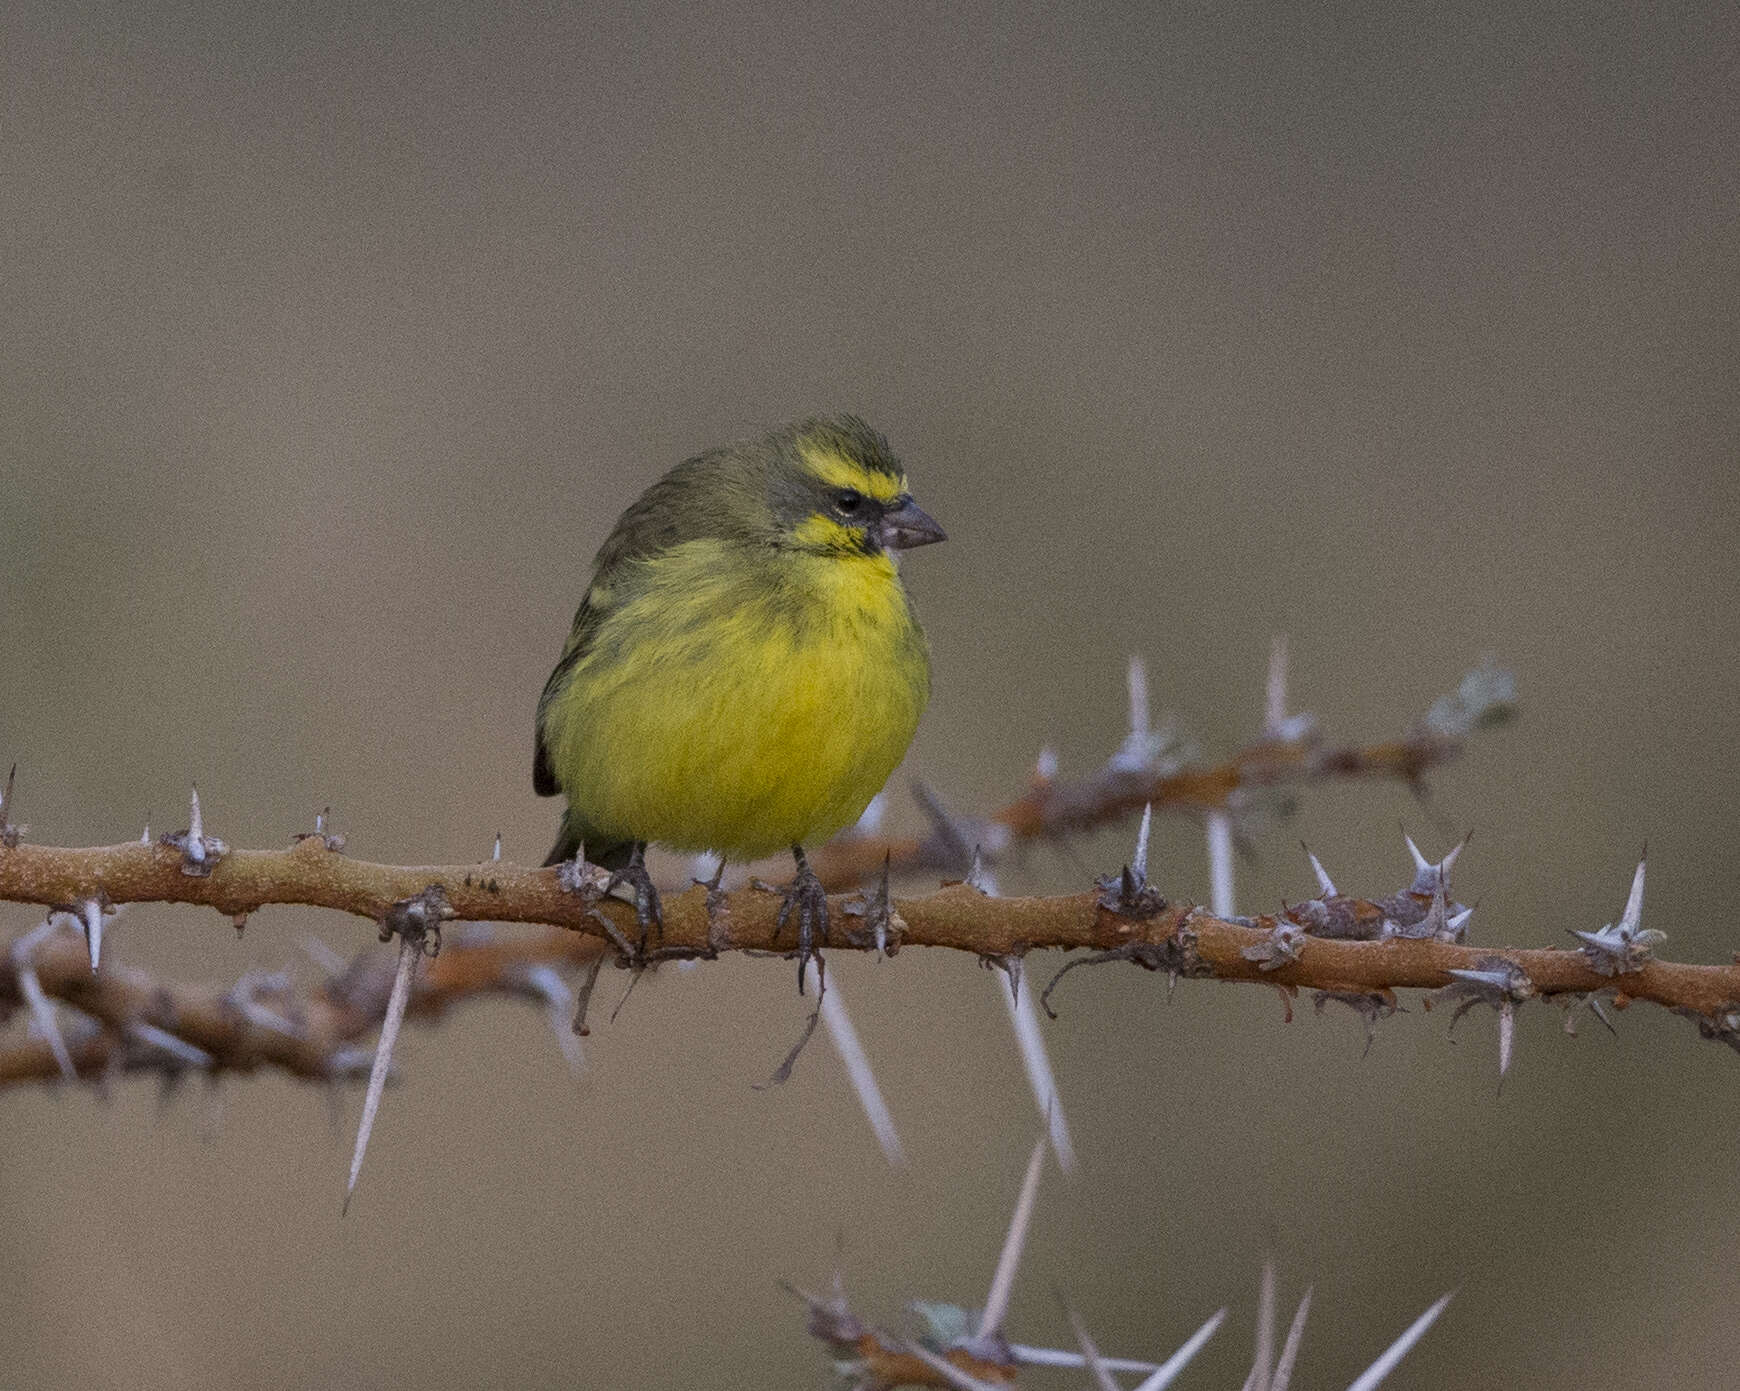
top-left (604, 846), bottom-right (663, 963)
top-left (691, 858), bottom-right (730, 956)
top-left (774, 846), bottom-right (830, 995)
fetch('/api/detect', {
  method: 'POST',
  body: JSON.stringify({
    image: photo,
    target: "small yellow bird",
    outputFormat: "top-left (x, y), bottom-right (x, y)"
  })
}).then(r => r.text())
top-left (534, 415), bottom-right (944, 987)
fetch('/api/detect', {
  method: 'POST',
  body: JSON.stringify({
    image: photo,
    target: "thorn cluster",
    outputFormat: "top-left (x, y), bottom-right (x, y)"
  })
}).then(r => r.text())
top-left (1094, 804), bottom-right (1167, 920)
top-left (160, 786), bottom-right (229, 877)
top-left (840, 853), bottom-right (903, 956)
top-left (1431, 956), bottom-right (1536, 1082)
top-left (1312, 990), bottom-right (1403, 1059)
top-left (292, 806), bottom-right (347, 853)
top-left (808, 654), bottom-right (1515, 889)
top-left (794, 1132), bottom-right (1225, 1389)
top-left (794, 1135), bottom-right (1451, 1389)
top-left (1273, 833), bottom-right (1473, 944)
top-left (1, 919), bottom-right (602, 1091)
top-left (1571, 855), bottom-right (1659, 976)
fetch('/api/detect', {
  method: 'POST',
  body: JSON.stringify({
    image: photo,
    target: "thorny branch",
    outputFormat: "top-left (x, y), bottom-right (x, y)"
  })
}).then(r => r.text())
top-left (11, 650), bottom-right (1737, 1230)
top-left (790, 1130), bottom-right (1449, 1390)
top-left (0, 918), bottom-right (602, 1086)
top-left (807, 654), bottom-right (1517, 887)
top-left (1, 824), bottom-right (1733, 1086)
top-left (2, 658), bottom-right (1735, 1093)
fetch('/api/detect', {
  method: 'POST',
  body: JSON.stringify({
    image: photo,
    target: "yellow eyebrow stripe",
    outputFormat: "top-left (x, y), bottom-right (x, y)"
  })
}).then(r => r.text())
top-left (798, 446), bottom-right (905, 503)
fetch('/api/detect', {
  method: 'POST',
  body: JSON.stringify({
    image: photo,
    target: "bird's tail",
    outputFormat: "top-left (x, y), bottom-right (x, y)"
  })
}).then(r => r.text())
top-left (541, 810), bottom-right (633, 871)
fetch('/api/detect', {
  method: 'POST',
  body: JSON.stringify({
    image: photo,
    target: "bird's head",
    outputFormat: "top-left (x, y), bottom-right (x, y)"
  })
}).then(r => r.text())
top-left (767, 415), bottom-right (946, 558)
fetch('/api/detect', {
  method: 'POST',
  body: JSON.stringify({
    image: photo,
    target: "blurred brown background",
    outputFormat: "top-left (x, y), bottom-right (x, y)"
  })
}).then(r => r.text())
top-left (3, 1), bottom-right (1738, 1386)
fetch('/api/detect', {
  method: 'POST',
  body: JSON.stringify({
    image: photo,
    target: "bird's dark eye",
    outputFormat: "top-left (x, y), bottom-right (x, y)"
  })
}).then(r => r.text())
top-left (835, 489), bottom-right (864, 515)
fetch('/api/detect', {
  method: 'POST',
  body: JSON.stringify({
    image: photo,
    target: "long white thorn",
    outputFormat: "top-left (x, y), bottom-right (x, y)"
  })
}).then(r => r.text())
top-left (1009, 1347), bottom-right (1167, 1373)
top-left (1131, 1307), bottom-right (1228, 1391)
top-left (1498, 1001), bottom-right (1515, 1085)
top-left (129, 1021), bottom-right (212, 1070)
top-left (1000, 974), bottom-right (1077, 1173)
top-left (1064, 1304), bottom-right (1120, 1391)
top-left (977, 1129), bottom-right (1048, 1341)
top-left (900, 1341), bottom-right (1003, 1391)
top-left (1404, 831), bottom-right (1429, 873)
top-left (185, 785), bottom-right (207, 869)
top-left (13, 922), bottom-right (76, 1082)
top-left (343, 932), bottom-right (421, 1214)
top-left (1304, 845), bottom-right (1337, 898)
top-left (1266, 635), bottom-right (1289, 734)
top-left (1271, 1288), bottom-right (1313, 1391)
top-left (1206, 811), bottom-right (1236, 919)
top-left (819, 977), bottom-right (906, 1167)
top-left (1619, 852), bottom-right (1647, 935)
top-left (82, 900), bottom-right (104, 972)
top-left (1133, 803), bottom-right (1152, 881)
top-left (301, 935), bottom-right (346, 976)
top-left (1344, 1292), bottom-right (1454, 1391)
top-left (1244, 1258), bottom-right (1277, 1391)
top-left (523, 964), bottom-right (585, 1078)
top-left (1440, 835), bottom-right (1466, 877)
top-left (1127, 654), bottom-right (1150, 737)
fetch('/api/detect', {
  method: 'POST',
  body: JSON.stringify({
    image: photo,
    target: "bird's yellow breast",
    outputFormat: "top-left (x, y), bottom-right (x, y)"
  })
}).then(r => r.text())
top-left (543, 538), bottom-right (929, 859)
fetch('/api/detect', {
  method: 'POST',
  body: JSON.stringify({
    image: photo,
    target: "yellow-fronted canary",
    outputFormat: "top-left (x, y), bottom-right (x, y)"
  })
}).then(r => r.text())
top-left (534, 415), bottom-right (944, 986)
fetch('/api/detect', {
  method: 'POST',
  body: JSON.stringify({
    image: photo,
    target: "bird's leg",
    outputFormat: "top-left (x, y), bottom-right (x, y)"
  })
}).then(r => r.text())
top-left (697, 858), bottom-right (729, 955)
top-left (776, 844), bottom-right (831, 995)
top-left (604, 842), bottom-right (663, 962)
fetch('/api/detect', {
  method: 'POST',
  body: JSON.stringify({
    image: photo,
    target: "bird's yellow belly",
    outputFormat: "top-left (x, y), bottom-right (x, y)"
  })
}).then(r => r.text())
top-left (547, 548), bottom-right (929, 859)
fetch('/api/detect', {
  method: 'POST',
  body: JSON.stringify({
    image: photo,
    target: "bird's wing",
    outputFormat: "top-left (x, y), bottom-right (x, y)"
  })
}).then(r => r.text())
top-left (533, 460), bottom-right (738, 797)
top-left (532, 600), bottom-right (597, 797)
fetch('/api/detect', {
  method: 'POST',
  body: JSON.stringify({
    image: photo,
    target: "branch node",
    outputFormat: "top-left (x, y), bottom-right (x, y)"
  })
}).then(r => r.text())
top-left (378, 883), bottom-right (454, 957)
top-left (1242, 919), bottom-right (1307, 971)
top-left (980, 951), bottom-right (1024, 1005)
top-left (1042, 917), bottom-right (1204, 1019)
top-left (840, 852), bottom-right (903, 956)
top-left (292, 806), bottom-right (346, 853)
top-left (1559, 991), bottom-right (1618, 1037)
top-left (1431, 956), bottom-right (1535, 1081)
top-left (1313, 989), bottom-right (1402, 1058)
top-left (1094, 812), bottom-right (1168, 921)
top-left (1571, 854), bottom-right (1659, 976)
top-left (161, 786), bottom-right (229, 877)
top-left (1675, 1003), bottom-right (1740, 1056)
top-left (555, 846), bottom-right (608, 900)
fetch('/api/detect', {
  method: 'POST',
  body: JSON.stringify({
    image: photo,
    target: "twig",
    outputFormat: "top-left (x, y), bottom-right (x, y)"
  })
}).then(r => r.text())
top-left (5, 839), bottom-right (1738, 1086)
top-left (808, 660), bottom-right (1516, 887)
top-left (0, 919), bottom-right (604, 1086)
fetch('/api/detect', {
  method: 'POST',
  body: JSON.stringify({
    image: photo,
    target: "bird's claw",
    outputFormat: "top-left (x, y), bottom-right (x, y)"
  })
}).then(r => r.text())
top-left (605, 852), bottom-right (663, 962)
top-left (775, 851), bottom-right (831, 995)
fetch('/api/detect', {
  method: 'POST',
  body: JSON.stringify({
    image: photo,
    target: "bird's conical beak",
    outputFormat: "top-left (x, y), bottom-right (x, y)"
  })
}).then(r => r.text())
top-left (880, 495), bottom-right (947, 550)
